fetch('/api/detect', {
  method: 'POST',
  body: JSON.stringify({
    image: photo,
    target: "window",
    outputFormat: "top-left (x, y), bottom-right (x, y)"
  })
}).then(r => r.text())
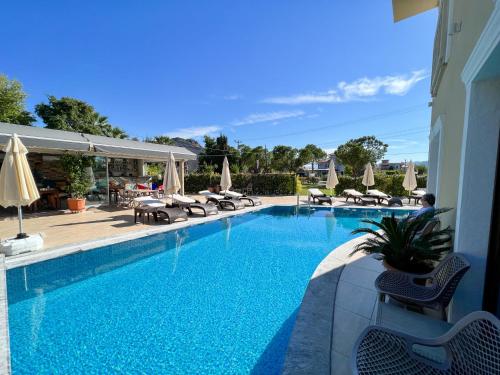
top-left (431, 0), bottom-right (451, 96)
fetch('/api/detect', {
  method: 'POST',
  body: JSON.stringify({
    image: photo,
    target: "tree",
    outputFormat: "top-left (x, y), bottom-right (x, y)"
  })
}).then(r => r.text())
top-left (335, 136), bottom-right (388, 177)
top-left (239, 145), bottom-right (268, 173)
top-left (0, 74), bottom-right (36, 125)
top-left (35, 96), bottom-right (127, 138)
top-left (145, 135), bottom-right (174, 145)
top-left (415, 164), bottom-right (428, 175)
top-left (271, 145), bottom-right (298, 172)
top-left (198, 134), bottom-right (238, 173)
top-left (297, 144), bottom-right (327, 171)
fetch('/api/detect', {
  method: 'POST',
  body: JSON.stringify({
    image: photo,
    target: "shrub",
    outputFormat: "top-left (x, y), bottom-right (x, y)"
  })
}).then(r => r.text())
top-left (351, 209), bottom-right (453, 273)
top-left (185, 173), bottom-right (296, 195)
top-left (334, 175), bottom-right (427, 196)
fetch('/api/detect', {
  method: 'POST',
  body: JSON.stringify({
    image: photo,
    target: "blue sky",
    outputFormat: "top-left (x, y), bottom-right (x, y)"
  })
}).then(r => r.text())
top-left (1, 1), bottom-right (437, 161)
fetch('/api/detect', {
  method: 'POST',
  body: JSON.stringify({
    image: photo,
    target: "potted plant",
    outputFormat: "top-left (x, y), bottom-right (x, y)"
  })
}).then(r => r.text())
top-left (60, 155), bottom-right (93, 213)
top-left (350, 209), bottom-right (453, 273)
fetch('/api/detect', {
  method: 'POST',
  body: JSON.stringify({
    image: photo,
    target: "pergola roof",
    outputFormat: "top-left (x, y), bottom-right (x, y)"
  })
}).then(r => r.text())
top-left (0, 122), bottom-right (197, 161)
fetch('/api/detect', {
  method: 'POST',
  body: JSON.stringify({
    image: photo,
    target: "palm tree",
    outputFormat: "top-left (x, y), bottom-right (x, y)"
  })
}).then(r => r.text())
top-left (351, 209), bottom-right (453, 273)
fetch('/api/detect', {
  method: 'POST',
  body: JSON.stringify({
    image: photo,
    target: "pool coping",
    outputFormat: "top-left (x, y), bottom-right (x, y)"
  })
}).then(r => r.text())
top-left (282, 234), bottom-right (373, 375)
top-left (0, 255), bottom-right (11, 375)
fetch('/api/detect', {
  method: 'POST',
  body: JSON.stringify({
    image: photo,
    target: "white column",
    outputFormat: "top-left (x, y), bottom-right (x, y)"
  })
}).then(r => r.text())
top-left (137, 159), bottom-right (147, 176)
top-left (179, 160), bottom-right (185, 195)
top-left (451, 79), bottom-right (500, 322)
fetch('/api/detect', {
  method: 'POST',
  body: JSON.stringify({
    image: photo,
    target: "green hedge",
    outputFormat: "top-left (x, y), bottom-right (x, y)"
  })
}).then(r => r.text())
top-left (185, 173), bottom-right (297, 195)
top-left (185, 173), bottom-right (426, 196)
top-left (334, 175), bottom-right (427, 197)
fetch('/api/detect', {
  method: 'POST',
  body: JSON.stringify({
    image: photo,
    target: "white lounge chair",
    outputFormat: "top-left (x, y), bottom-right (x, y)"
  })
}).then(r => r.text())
top-left (366, 189), bottom-right (392, 204)
top-left (171, 194), bottom-right (218, 216)
top-left (198, 190), bottom-right (245, 210)
top-left (343, 189), bottom-right (376, 206)
top-left (308, 188), bottom-right (333, 205)
top-left (222, 190), bottom-right (262, 206)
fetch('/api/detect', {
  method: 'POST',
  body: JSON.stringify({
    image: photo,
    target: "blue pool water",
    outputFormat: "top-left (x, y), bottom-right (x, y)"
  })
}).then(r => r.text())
top-left (7, 206), bottom-right (411, 374)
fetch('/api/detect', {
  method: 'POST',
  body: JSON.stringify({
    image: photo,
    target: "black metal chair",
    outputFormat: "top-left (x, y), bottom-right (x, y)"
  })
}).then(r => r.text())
top-left (375, 253), bottom-right (470, 319)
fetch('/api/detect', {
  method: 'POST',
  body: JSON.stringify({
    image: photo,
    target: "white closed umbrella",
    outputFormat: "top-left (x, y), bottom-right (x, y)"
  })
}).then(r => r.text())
top-left (163, 152), bottom-right (181, 196)
top-left (362, 163), bottom-right (375, 192)
top-left (403, 161), bottom-right (418, 195)
top-left (0, 134), bottom-right (40, 238)
top-left (326, 159), bottom-right (339, 194)
top-left (220, 156), bottom-right (232, 192)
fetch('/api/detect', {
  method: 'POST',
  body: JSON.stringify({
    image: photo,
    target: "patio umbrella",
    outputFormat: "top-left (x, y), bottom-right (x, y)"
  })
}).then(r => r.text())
top-left (0, 134), bottom-right (40, 238)
top-left (362, 163), bottom-right (375, 192)
top-left (220, 156), bottom-right (232, 192)
top-left (403, 161), bottom-right (418, 195)
top-left (163, 152), bottom-right (181, 196)
top-left (326, 159), bottom-right (339, 195)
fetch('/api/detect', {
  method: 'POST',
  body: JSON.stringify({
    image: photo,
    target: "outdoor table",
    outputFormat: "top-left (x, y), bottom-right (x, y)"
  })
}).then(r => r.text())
top-left (32, 188), bottom-right (60, 210)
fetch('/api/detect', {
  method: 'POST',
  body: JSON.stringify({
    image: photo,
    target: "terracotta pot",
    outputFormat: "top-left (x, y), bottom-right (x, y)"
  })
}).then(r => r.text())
top-left (67, 198), bottom-right (86, 213)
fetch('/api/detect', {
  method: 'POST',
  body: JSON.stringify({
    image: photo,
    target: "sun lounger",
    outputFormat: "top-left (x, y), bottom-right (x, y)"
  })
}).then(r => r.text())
top-left (199, 190), bottom-right (245, 210)
top-left (155, 207), bottom-right (189, 224)
top-left (132, 197), bottom-right (188, 224)
top-left (366, 189), bottom-right (392, 204)
top-left (171, 194), bottom-right (218, 216)
top-left (222, 190), bottom-right (262, 206)
top-left (308, 188), bottom-right (333, 205)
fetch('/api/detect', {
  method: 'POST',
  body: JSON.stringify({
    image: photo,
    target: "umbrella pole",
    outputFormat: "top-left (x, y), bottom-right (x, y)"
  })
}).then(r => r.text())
top-left (16, 206), bottom-right (28, 239)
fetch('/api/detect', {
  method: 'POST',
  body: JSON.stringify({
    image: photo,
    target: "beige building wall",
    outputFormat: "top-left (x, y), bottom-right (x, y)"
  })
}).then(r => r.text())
top-left (429, 0), bottom-right (494, 228)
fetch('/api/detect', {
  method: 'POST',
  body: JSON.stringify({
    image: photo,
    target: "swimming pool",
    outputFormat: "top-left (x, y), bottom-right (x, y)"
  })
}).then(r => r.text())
top-left (7, 206), bottom-right (411, 374)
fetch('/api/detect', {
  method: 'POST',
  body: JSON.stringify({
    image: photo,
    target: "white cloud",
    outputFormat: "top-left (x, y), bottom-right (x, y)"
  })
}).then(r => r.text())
top-left (231, 110), bottom-right (305, 126)
top-left (263, 70), bottom-right (428, 105)
top-left (165, 125), bottom-right (221, 139)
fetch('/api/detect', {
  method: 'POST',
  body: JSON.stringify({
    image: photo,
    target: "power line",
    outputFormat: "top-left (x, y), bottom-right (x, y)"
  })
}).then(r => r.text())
top-left (239, 103), bottom-right (429, 143)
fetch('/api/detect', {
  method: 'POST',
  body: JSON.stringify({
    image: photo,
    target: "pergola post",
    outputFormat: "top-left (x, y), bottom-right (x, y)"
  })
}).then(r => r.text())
top-left (179, 160), bottom-right (185, 195)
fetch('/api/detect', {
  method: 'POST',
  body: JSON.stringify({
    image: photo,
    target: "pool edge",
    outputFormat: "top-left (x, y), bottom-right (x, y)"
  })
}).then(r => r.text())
top-left (0, 255), bottom-right (12, 375)
top-left (281, 234), bottom-right (373, 375)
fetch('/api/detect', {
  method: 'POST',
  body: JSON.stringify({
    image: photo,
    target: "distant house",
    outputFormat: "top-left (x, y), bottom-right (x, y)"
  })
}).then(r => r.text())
top-left (171, 137), bottom-right (203, 173)
top-left (378, 159), bottom-right (407, 171)
top-left (298, 155), bottom-right (344, 177)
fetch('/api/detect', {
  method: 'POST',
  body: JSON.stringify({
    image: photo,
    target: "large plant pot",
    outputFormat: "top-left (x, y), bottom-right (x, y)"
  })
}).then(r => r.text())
top-left (67, 198), bottom-right (86, 213)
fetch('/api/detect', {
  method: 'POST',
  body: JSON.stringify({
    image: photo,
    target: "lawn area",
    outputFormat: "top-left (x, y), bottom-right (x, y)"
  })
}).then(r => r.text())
top-left (299, 184), bottom-right (336, 196)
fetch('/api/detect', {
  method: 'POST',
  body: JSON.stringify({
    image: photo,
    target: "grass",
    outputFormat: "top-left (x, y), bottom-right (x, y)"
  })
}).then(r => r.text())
top-left (298, 183), bottom-right (336, 196)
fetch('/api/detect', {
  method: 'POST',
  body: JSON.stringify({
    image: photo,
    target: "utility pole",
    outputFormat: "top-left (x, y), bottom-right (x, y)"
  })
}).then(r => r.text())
top-left (264, 145), bottom-right (268, 172)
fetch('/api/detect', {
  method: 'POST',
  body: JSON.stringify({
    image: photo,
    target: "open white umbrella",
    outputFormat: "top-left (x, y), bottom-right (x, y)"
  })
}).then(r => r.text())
top-left (403, 161), bottom-right (418, 195)
top-left (326, 159), bottom-right (339, 194)
top-left (163, 152), bottom-right (181, 196)
top-left (0, 134), bottom-right (40, 238)
top-left (220, 156), bottom-right (232, 192)
top-left (362, 163), bottom-right (375, 192)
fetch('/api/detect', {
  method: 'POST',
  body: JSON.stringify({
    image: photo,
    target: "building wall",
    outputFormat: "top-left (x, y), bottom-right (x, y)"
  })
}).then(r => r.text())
top-left (429, 0), bottom-right (494, 228)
